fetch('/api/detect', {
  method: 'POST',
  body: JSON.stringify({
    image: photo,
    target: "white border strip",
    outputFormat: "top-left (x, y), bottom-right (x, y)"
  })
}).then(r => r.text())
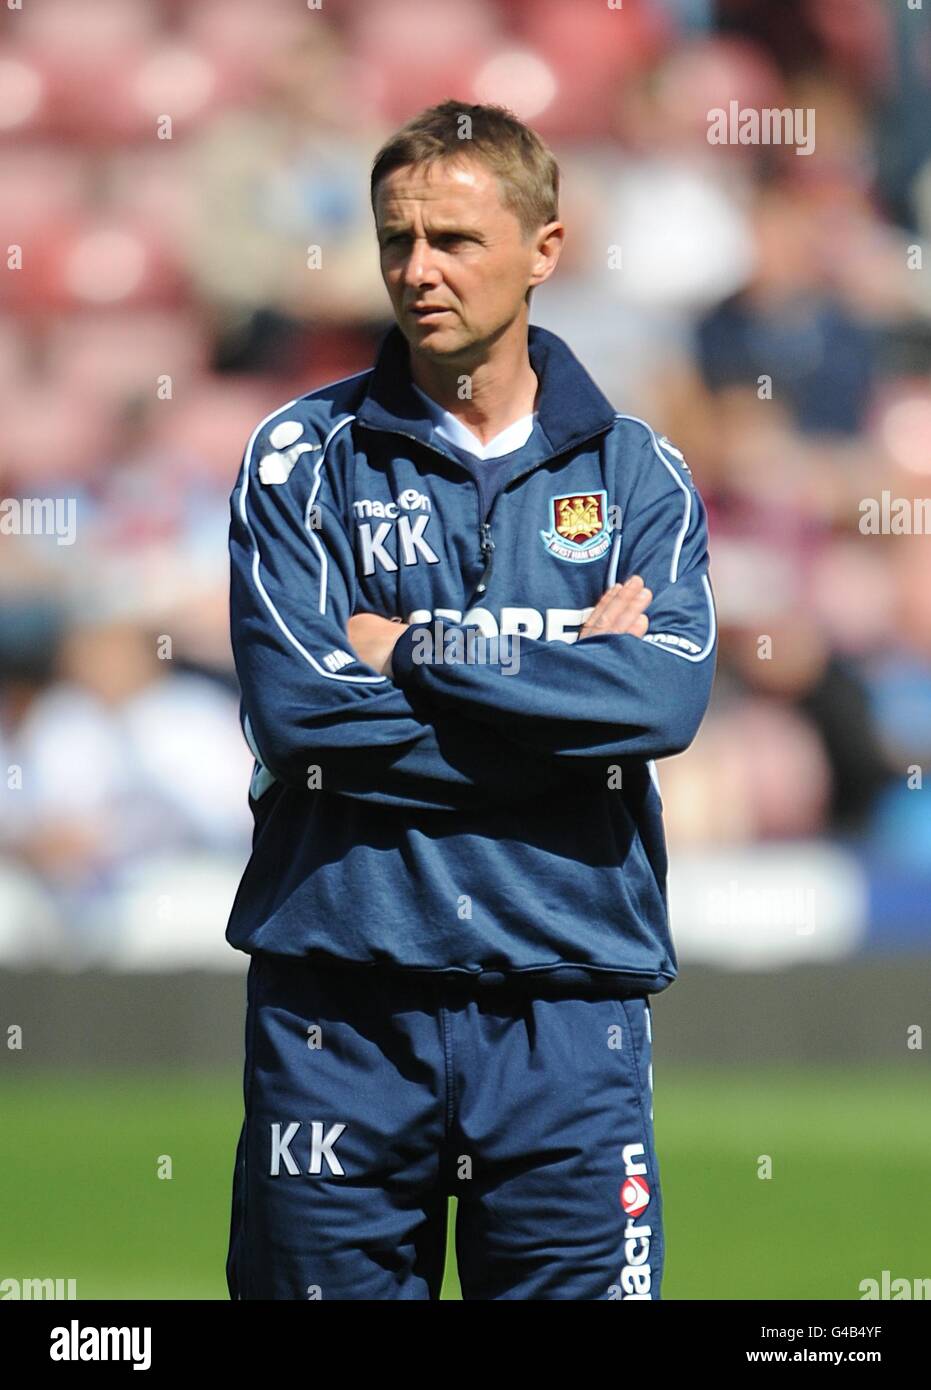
top-left (613, 415), bottom-right (717, 663)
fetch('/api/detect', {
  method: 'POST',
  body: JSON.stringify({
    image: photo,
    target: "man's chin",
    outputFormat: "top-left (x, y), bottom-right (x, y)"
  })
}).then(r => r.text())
top-left (402, 318), bottom-right (469, 356)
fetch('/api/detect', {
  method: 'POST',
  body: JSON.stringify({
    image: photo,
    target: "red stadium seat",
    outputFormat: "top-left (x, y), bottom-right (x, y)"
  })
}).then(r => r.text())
top-left (0, 147), bottom-right (88, 239)
top-left (105, 145), bottom-right (199, 252)
top-left (0, 45), bottom-right (52, 140)
top-left (5, 215), bottom-right (187, 313)
top-left (45, 311), bottom-right (211, 408)
top-left (10, 0), bottom-right (158, 142)
top-left (14, 0), bottom-right (156, 51)
top-left (35, 44), bottom-right (226, 146)
top-left (179, 0), bottom-right (310, 94)
top-left (0, 36), bottom-right (229, 145)
top-left (347, 0), bottom-right (503, 119)
top-left (19, 42), bottom-right (154, 144)
top-left (0, 383), bottom-right (115, 488)
top-left (511, 0), bottom-right (671, 138)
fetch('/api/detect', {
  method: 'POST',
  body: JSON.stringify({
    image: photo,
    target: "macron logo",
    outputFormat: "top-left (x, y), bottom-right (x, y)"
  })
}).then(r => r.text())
top-left (257, 420), bottom-right (321, 485)
top-left (258, 443), bottom-right (320, 485)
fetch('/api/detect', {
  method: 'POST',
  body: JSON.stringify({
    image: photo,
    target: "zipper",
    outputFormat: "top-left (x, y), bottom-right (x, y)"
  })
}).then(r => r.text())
top-left (474, 520), bottom-right (495, 597)
top-left (357, 422), bottom-right (530, 608)
top-left (463, 461), bottom-right (547, 608)
top-left (355, 419), bottom-right (614, 610)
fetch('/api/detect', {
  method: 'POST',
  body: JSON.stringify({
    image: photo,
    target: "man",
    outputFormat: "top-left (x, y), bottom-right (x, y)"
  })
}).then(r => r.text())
top-left (225, 100), bottom-right (717, 1300)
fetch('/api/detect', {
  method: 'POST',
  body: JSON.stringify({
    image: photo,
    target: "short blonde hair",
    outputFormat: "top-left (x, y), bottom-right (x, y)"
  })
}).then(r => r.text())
top-left (370, 99), bottom-right (560, 241)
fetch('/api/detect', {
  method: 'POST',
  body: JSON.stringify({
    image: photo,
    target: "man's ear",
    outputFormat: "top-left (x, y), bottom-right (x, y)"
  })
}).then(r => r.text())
top-left (529, 221), bottom-right (564, 291)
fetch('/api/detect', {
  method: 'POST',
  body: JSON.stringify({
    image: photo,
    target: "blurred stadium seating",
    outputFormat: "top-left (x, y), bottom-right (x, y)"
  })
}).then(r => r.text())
top-left (1, 0), bottom-right (930, 975)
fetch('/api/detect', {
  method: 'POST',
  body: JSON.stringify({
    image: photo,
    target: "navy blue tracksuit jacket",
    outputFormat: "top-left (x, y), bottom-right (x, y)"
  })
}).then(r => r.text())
top-left (225, 322), bottom-right (718, 995)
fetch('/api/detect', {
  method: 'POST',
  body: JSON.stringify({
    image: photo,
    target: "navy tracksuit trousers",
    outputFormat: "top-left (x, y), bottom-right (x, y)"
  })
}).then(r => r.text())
top-left (226, 952), bottom-right (664, 1300)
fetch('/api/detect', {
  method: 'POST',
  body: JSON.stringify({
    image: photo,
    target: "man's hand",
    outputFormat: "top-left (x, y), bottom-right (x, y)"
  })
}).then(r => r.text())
top-left (346, 612), bottom-right (410, 677)
top-left (578, 575), bottom-right (652, 640)
top-left (348, 578), bottom-right (650, 672)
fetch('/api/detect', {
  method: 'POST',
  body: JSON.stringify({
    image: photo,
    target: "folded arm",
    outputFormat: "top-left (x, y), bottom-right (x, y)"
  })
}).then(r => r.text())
top-left (390, 441), bottom-right (718, 764)
top-left (230, 422), bottom-right (589, 811)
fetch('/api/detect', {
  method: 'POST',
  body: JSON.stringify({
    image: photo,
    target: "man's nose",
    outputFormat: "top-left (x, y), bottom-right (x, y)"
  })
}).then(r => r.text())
top-left (402, 239), bottom-right (441, 287)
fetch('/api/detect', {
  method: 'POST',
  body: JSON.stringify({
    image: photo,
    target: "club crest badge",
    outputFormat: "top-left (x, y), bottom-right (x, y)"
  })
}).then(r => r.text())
top-left (540, 490), bottom-right (612, 563)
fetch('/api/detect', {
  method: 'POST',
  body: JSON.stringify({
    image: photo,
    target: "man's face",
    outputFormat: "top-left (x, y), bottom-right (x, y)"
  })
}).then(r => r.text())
top-left (374, 156), bottom-right (560, 360)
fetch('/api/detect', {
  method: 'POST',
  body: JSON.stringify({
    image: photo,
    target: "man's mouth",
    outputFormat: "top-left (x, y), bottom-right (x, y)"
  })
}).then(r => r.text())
top-left (410, 305), bottom-right (452, 319)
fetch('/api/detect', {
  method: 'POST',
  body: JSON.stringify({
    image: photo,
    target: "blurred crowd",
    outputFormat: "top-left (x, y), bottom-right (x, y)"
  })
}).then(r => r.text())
top-left (1, 0), bottom-right (930, 961)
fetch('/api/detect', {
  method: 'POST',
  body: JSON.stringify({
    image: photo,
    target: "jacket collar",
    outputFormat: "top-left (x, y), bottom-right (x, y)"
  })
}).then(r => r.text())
top-left (355, 321), bottom-right (617, 463)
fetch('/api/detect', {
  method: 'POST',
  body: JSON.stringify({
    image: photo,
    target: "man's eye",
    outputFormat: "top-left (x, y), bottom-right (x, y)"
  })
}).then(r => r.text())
top-left (380, 233), bottom-right (471, 250)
